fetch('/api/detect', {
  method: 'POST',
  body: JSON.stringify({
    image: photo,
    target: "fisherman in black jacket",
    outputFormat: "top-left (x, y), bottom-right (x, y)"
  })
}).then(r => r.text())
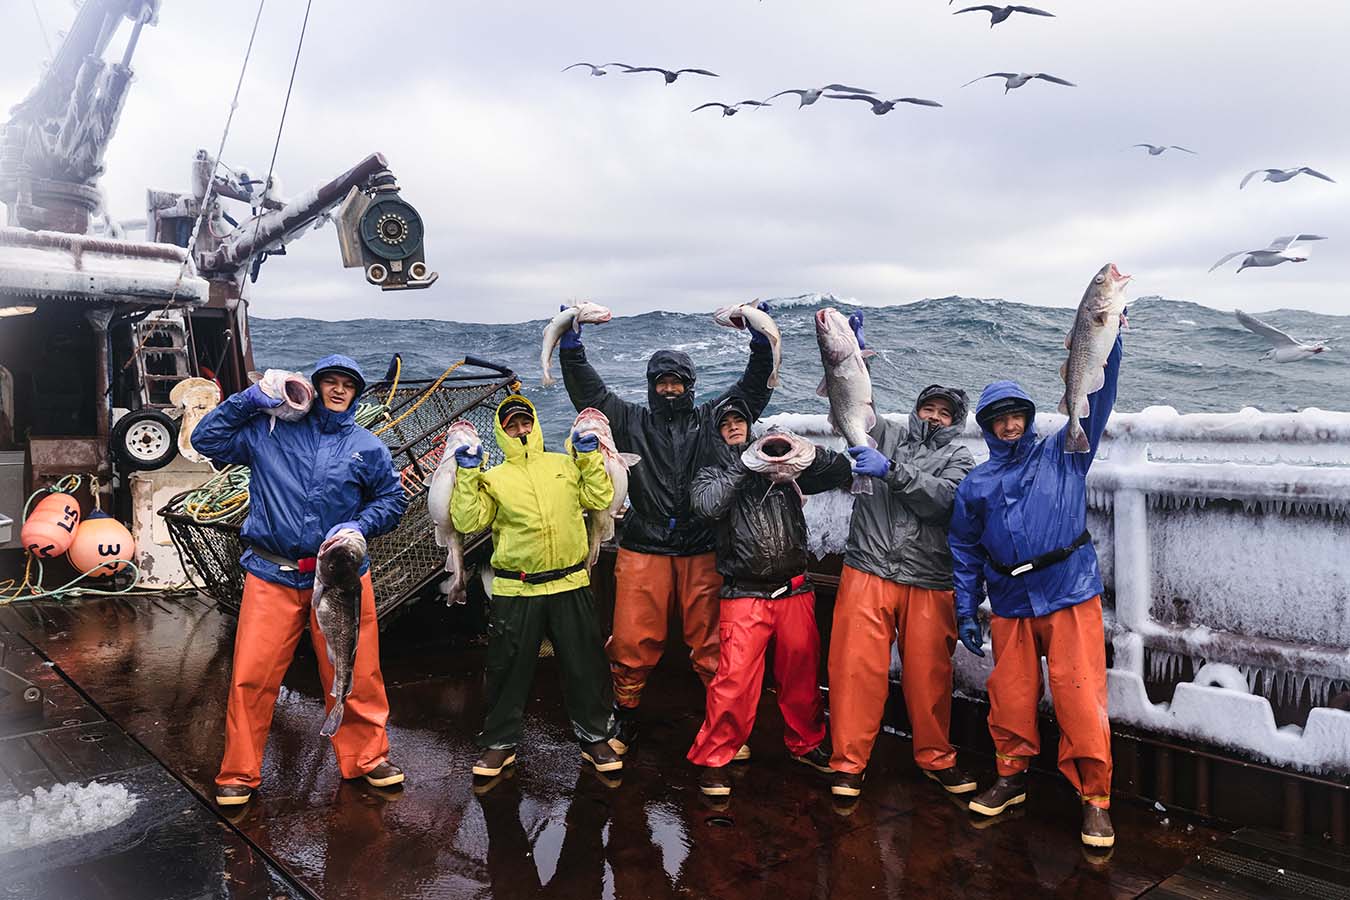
top-left (559, 305), bottom-right (776, 753)
top-left (685, 396), bottom-right (852, 796)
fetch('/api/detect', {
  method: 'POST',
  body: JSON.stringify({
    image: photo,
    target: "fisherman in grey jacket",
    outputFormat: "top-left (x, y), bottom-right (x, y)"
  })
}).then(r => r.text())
top-left (826, 384), bottom-right (977, 801)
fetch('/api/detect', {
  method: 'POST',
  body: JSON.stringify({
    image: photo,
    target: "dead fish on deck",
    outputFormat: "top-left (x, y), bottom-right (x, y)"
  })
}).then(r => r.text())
top-left (741, 427), bottom-right (816, 505)
top-left (255, 369), bottom-right (315, 431)
top-left (1060, 263), bottom-right (1131, 453)
top-left (427, 420), bottom-right (482, 605)
top-left (569, 408), bottom-right (641, 569)
top-left (712, 302), bottom-right (782, 387)
top-left (313, 528), bottom-right (366, 737)
top-left (814, 307), bottom-right (877, 494)
top-left (541, 301), bottom-right (613, 386)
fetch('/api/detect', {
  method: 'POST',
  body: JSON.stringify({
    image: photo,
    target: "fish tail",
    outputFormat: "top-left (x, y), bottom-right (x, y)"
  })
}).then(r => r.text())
top-left (850, 473), bottom-right (874, 495)
top-left (1064, 422), bottom-right (1091, 454)
top-left (542, 372), bottom-right (557, 387)
top-left (320, 701), bottom-right (346, 737)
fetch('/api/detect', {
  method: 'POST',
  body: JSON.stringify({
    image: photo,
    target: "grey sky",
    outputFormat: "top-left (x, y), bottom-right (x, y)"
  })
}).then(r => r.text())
top-left (3, 0), bottom-right (1347, 321)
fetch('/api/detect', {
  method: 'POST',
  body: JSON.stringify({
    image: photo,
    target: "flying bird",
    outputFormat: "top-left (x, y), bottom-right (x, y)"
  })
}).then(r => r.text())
top-left (952, 5), bottom-right (1056, 27)
top-left (1239, 167), bottom-right (1336, 189)
top-left (692, 100), bottom-right (772, 117)
top-left (1133, 144), bottom-right (1196, 156)
top-left (824, 94), bottom-right (943, 114)
top-left (962, 72), bottom-right (1075, 92)
top-left (764, 84), bottom-right (876, 108)
top-left (562, 62), bottom-right (624, 77)
top-left (1235, 310), bottom-right (1330, 362)
top-left (1208, 234), bottom-right (1328, 273)
top-left (611, 65), bottom-right (719, 84)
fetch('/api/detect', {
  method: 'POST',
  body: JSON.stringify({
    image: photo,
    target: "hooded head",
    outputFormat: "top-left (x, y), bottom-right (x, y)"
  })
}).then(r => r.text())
top-left (711, 394), bottom-right (754, 448)
top-left (493, 394), bottom-right (544, 459)
top-left (646, 349), bottom-right (696, 418)
top-left (975, 380), bottom-right (1037, 457)
top-left (311, 354), bottom-right (367, 396)
top-left (910, 384), bottom-right (969, 444)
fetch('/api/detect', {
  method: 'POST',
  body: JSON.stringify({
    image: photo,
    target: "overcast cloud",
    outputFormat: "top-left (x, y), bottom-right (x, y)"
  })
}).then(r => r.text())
top-left (3, 0), bottom-right (1347, 321)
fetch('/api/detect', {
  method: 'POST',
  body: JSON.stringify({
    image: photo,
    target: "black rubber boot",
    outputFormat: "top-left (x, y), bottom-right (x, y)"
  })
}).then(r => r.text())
top-left (609, 703), bottom-right (639, 756)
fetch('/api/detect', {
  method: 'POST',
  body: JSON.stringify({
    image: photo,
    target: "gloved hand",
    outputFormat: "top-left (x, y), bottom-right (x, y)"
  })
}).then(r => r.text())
top-left (748, 299), bottom-right (772, 348)
top-left (848, 310), bottom-right (866, 350)
top-left (958, 617), bottom-right (985, 657)
top-left (559, 304), bottom-right (584, 351)
top-left (241, 381), bottom-right (284, 411)
top-left (455, 445), bottom-right (484, 468)
top-left (571, 430), bottom-right (600, 453)
top-left (847, 445), bottom-right (890, 478)
top-left (325, 521), bottom-right (362, 542)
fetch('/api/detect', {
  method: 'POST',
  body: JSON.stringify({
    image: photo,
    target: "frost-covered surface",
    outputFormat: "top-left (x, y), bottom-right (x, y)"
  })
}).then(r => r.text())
top-left (0, 781), bottom-right (140, 852)
top-left (767, 407), bottom-right (1350, 775)
top-left (0, 226), bottom-right (207, 304)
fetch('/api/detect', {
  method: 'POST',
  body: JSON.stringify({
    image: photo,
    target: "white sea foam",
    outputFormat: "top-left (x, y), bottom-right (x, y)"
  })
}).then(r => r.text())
top-left (0, 781), bottom-right (140, 852)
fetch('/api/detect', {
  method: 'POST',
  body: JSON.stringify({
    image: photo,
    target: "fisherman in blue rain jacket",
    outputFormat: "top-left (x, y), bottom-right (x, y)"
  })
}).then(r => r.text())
top-left (948, 328), bottom-right (1123, 850)
top-left (191, 354), bottom-right (407, 807)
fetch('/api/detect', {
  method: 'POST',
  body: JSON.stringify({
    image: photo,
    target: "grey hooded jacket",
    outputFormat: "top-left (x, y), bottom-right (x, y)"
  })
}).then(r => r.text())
top-left (843, 386), bottom-right (975, 591)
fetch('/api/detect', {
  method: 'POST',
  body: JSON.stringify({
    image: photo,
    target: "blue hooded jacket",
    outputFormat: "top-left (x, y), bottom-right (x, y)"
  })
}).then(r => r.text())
top-left (948, 334), bottom-right (1122, 621)
top-left (190, 355), bottom-right (405, 588)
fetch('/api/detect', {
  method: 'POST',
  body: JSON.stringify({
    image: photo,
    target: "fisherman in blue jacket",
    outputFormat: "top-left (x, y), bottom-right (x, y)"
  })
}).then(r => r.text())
top-left (192, 354), bottom-right (406, 807)
top-left (948, 329), bottom-right (1123, 849)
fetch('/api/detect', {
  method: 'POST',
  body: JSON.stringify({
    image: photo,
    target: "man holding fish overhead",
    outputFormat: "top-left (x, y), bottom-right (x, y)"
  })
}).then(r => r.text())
top-left (558, 301), bottom-right (777, 754)
top-left (686, 397), bottom-right (851, 797)
top-left (192, 355), bottom-right (406, 808)
top-left (450, 395), bottom-right (622, 779)
top-left (948, 263), bottom-right (1129, 849)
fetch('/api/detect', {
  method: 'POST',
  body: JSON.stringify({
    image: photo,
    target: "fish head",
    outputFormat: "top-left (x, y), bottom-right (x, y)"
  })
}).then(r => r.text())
top-left (712, 305), bottom-right (748, 330)
top-left (573, 301), bottom-right (613, 325)
top-left (1083, 263), bottom-right (1131, 320)
top-left (318, 530), bottom-right (367, 582)
top-left (815, 307), bottom-right (859, 365)
top-left (570, 407), bottom-right (618, 456)
top-left (444, 420), bottom-right (482, 457)
top-left (741, 427), bottom-right (817, 483)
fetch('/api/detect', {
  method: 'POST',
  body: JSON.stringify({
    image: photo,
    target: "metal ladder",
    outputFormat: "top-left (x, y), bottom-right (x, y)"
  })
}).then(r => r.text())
top-left (131, 311), bottom-right (197, 408)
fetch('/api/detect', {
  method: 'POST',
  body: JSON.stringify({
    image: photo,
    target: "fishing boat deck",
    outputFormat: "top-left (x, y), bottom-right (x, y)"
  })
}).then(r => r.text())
top-left (2, 591), bottom-right (1344, 899)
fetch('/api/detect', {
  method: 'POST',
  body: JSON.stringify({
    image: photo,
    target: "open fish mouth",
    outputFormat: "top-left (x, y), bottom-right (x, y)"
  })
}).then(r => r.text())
top-left (757, 436), bottom-right (795, 459)
top-left (1108, 263), bottom-right (1132, 283)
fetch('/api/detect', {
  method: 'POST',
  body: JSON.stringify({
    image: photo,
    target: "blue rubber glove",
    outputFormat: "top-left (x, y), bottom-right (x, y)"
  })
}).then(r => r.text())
top-left (848, 311), bottom-right (866, 350)
top-left (958, 617), bottom-right (985, 657)
top-left (325, 521), bottom-right (362, 542)
top-left (748, 300), bottom-right (772, 348)
top-left (455, 445), bottom-right (484, 468)
top-left (559, 304), bottom-right (583, 351)
top-left (847, 446), bottom-right (890, 478)
top-left (571, 431), bottom-right (600, 453)
top-left (241, 382), bottom-right (284, 411)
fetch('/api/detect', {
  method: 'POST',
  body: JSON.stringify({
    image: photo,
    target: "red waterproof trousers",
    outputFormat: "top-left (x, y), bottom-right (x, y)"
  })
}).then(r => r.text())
top-left (216, 572), bottom-right (390, 788)
top-left (828, 566), bottom-right (959, 775)
top-left (988, 596), bottom-right (1113, 808)
top-left (686, 592), bottom-right (826, 767)
top-left (608, 549), bottom-right (722, 707)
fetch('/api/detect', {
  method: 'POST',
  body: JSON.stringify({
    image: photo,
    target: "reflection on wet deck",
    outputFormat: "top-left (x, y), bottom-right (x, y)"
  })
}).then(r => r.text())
top-left (3, 593), bottom-right (1229, 898)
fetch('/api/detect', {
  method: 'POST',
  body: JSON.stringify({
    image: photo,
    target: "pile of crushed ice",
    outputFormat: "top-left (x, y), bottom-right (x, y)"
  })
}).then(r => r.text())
top-left (0, 781), bottom-right (140, 853)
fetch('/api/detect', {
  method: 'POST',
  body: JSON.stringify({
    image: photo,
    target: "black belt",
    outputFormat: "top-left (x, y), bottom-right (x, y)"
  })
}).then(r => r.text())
top-left (989, 530), bottom-right (1091, 578)
top-left (248, 545), bottom-right (317, 574)
top-left (493, 559), bottom-right (586, 585)
top-left (724, 573), bottom-right (810, 599)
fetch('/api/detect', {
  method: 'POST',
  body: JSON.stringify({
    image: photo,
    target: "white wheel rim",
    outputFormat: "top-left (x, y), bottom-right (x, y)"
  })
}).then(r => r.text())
top-left (125, 420), bottom-right (172, 461)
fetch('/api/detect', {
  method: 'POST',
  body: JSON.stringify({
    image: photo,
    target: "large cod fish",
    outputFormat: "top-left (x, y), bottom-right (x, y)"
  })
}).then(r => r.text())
top-left (427, 420), bottom-right (482, 605)
top-left (712, 302), bottom-right (782, 387)
top-left (1060, 263), bottom-right (1131, 453)
top-left (814, 307), bottom-right (877, 494)
top-left (540, 301), bottom-right (613, 386)
top-left (313, 528), bottom-right (367, 737)
top-left (741, 427), bottom-right (817, 505)
top-left (569, 408), bottom-right (640, 569)
top-left (256, 368), bottom-right (315, 431)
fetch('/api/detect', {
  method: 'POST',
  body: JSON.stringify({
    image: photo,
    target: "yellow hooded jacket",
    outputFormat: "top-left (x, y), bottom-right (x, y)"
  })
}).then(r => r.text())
top-left (450, 395), bottom-right (614, 596)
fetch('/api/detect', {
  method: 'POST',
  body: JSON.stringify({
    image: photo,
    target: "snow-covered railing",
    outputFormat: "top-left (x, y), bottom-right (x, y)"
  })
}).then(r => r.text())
top-left (763, 406), bottom-right (1350, 776)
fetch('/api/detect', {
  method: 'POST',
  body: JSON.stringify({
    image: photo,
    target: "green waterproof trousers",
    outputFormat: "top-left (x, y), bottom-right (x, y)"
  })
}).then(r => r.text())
top-left (479, 585), bottom-right (614, 749)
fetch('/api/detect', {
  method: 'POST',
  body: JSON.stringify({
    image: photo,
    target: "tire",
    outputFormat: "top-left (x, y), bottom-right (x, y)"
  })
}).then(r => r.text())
top-left (111, 409), bottom-right (179, 471)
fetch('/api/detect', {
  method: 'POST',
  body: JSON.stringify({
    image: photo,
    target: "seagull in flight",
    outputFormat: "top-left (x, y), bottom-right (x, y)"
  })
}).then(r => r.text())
top-left (562, 62), bottom-right (625, 77)
top-left (1133, 144), bottom-right (1196, 156)
top-left (952, 4), bottom-right (1056, 27)
top-left (1239, 167), bottom-right (1336, 189)
top-left (611, 64), bottom-right (719, 84)
top-left (1208, 234), bottom-right (1328, 273)
top-left (692, 100), bottom-right (772, 117)
top-left (765, 84), bottom-right (876, 108)
top-left (962, 72), bottom-right (1075, 93)
top-left (1235, 310), bottom-right (1330, 362)
top-left (824, 94), bottom-right (943, 114)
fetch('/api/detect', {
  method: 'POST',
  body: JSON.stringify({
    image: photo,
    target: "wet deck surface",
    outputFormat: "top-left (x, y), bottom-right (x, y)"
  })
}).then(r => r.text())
top-left (1, 593), bottom-right (1239, 899)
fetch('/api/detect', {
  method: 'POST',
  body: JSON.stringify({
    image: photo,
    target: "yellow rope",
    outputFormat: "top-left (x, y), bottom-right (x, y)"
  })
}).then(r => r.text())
top-left (383, 355), bottom-right (403, 408)
top-left (373, 360), bottom-right (465, 436)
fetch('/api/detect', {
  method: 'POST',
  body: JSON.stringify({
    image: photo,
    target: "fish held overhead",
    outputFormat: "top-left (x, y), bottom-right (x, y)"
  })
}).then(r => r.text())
top-left (713, 302), bottom-right (782, 387)
top-left (1060, 263), bottom-right (1131, 454)
top-left (541, 301), bottom-right (612, 386)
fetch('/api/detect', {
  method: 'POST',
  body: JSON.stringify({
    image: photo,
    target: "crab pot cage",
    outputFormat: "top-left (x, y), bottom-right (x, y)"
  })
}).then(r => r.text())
top-left (159, 356), bottom-right (516, 623)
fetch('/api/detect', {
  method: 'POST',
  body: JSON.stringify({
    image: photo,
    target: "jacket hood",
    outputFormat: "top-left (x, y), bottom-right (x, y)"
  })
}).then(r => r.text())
top-left (975, 380), bottom-right (1037, 459)
top-left (646, 349), bottom-right (696, 417)
top-left (311, 354), bottom-right (367, 396)
top-left (493, 394), bottom-right (544, 460)
top-left (909, 384), bottom-right (970, 447)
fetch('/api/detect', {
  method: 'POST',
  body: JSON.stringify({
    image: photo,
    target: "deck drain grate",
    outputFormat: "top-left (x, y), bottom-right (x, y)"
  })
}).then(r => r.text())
top-left (1200, 847), bottom-right (1350, 900)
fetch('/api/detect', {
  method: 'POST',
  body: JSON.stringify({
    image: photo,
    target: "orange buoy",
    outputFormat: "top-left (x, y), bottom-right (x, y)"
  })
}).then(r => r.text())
top-left (67, 511), bottom-right (136, 578)
top-left (21, 492), bottom-right (81, 559)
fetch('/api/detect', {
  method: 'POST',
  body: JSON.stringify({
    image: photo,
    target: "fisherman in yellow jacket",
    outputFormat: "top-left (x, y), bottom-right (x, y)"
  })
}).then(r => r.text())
top-left (451, 395), bottom-right (622, 779)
